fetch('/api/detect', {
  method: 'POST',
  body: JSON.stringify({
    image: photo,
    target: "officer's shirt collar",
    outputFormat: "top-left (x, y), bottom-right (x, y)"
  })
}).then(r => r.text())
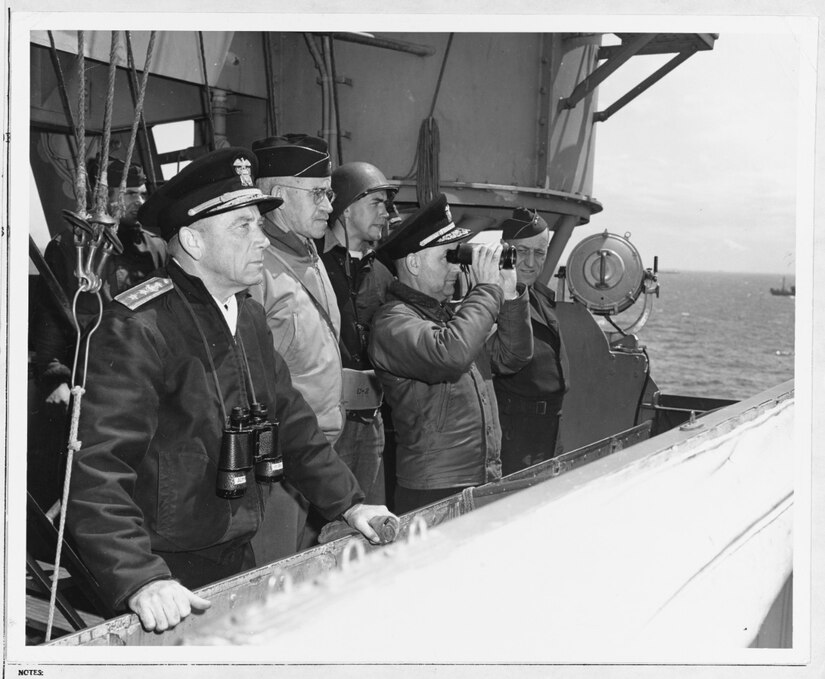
top-left (211, 293), bottom-right (238, 335)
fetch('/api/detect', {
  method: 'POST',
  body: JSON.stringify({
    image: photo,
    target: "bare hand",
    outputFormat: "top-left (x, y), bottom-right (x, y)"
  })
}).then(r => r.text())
top-left (343, 503), bottom-right (398, 545)
top-left (127, 579), bottom-right (211, 632)
top-left (471, 243), bottom-right (503, 286)
top-left (45, 383), bottom-right (71, 407)
top-left (499, 267), bottom-right (519, 300)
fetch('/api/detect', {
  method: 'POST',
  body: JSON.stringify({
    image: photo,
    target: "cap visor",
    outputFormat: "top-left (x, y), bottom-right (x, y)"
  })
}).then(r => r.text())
top-left (204, 194), bottom-right (284, 220)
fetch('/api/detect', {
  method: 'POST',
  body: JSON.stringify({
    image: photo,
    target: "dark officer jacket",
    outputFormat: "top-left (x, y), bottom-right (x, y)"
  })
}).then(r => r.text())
top-left (494, 280), bottom-right (569, 400)
top-left (67, 260), bottom-right (363, 610)
top-left (369, 281), bottom-right (533, 490)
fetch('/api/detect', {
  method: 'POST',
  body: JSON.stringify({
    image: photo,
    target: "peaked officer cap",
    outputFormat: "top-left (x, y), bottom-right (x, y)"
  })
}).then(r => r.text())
top-left (377, 194), bottom-right (475, 261)
top-left (138, 147), bottom-right (283, 241)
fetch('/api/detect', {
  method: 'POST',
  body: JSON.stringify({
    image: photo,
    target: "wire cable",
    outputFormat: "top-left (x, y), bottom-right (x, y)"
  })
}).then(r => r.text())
top-left (197, 31), bottom-right (216, 152)
top-left (327, 36), bottom-right (344, 165)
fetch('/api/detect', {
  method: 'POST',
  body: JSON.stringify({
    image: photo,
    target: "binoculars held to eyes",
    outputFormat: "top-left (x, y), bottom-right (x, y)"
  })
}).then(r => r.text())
top-left (216, 403), bottom-right (283, 499)
top-left (446, 242), bottom-right (517, 270)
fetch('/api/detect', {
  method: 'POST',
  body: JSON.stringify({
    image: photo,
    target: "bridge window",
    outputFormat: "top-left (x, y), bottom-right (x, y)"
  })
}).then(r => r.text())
top-left (153, 120), bottom-right (195, 180)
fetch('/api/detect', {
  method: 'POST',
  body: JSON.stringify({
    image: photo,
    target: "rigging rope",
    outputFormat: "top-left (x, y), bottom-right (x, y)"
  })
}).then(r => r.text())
top-left (74, 32), bottom-right (88, 216)
top-left (44, 386), bottom-right (84, 642)
top-left (117, 31), bottom-right (156, 220)
top-left (428, 33), bottom-right (454, 120)
top-left (44, 288), bottom-right (103, 642)
top-left (46, 32), bottom-right (80, 163)
top-left (92, 31), bottom-right (121, 218)
top-left (124, 31), bottom-right (159, 192)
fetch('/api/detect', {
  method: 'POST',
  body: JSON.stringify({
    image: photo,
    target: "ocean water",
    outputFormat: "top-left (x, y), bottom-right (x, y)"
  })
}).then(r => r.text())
top-left (617, 271), bottom-right (795, 401)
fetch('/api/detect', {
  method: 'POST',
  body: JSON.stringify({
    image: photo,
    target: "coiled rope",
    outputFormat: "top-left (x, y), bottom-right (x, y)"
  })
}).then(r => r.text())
top-left (415, 33), bottom-right (453, 206)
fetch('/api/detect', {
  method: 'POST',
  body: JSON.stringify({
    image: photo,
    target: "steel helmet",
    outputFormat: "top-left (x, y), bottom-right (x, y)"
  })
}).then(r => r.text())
top-left (330, 162), bottom-right (398, 226)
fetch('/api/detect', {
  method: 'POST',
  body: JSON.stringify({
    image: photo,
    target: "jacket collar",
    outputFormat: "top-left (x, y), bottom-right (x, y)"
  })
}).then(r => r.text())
top-left (321, 228), bottom-right (341, 255)
top-left (167, 258), bottom-right (251, 307)
top-left (322, 224), bottom-right (377, 259)
top-left (387, 280), bottom-right (452, 322)
top-left (531, 280), bottom-right (556, 303)
top-left (262, 217), bottom-right (315, 259)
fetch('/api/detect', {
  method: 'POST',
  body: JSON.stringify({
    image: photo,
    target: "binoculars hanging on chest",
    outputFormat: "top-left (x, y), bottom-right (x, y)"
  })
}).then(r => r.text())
top-left (216, 403), bottom-right (283, 499)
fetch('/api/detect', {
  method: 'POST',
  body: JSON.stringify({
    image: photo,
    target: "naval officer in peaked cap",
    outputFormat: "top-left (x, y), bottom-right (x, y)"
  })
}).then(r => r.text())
top-left (67, 147), bottom-right (396, 632)
top-left (368, 194), bottom-right (534, 514)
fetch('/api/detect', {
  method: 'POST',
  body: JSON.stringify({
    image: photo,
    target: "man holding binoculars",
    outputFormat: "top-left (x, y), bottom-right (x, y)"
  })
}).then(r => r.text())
top-left (369, 194), bottom-right (533, 514)
top-left (66, 147), bottom-right (395, 633)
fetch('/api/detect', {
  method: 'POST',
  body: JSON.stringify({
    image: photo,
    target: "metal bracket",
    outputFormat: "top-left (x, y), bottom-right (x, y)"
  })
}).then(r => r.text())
top-left (594, 46), bottom-right (699, 123)
top-left (318, 129), bottom-right (351, 140)
top-left (327, 32), bottom-right (435, 57)
top-left (316, 75), bottom-right (353, 87)
top-left (559, 34), bottom-right (656, 112)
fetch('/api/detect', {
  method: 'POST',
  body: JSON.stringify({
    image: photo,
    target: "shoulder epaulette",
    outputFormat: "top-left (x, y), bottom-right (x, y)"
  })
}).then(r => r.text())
top-left (114, 276), bottom-right (173, 310)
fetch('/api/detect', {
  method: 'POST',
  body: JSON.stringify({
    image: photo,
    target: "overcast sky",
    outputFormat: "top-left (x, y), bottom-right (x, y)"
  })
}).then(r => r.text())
top-left (563, 29), bottom-right (804, 276)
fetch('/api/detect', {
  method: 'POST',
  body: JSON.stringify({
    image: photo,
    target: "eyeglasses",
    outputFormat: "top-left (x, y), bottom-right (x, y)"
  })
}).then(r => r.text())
top-left (282, 185), bottom-right (336, 205)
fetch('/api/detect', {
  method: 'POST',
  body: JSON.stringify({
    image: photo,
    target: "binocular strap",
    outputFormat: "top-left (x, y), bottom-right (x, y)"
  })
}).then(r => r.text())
top-left (173, 285), bottom-right (261, 425)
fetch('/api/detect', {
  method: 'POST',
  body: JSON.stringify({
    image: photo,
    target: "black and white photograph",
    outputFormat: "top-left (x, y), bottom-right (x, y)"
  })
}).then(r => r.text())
top-left (2, 2), bottom-right (823, 677)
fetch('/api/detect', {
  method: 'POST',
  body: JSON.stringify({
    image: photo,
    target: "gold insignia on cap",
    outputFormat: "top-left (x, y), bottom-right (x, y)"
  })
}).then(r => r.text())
top-left (234, 157), bottom-right (253, 187)
top-left (187, 188), bottom-right (267, 217)
top-left (419, 221), bottom-right (456, 247)
top-left (445, 205), bottom-right (452, 223)
top-left (435, 227), bottom-right (471, 244)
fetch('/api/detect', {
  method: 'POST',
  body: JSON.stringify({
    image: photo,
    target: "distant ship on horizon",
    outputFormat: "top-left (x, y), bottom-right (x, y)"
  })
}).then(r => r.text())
top-left (770, 276), bottom-right (795, 297)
